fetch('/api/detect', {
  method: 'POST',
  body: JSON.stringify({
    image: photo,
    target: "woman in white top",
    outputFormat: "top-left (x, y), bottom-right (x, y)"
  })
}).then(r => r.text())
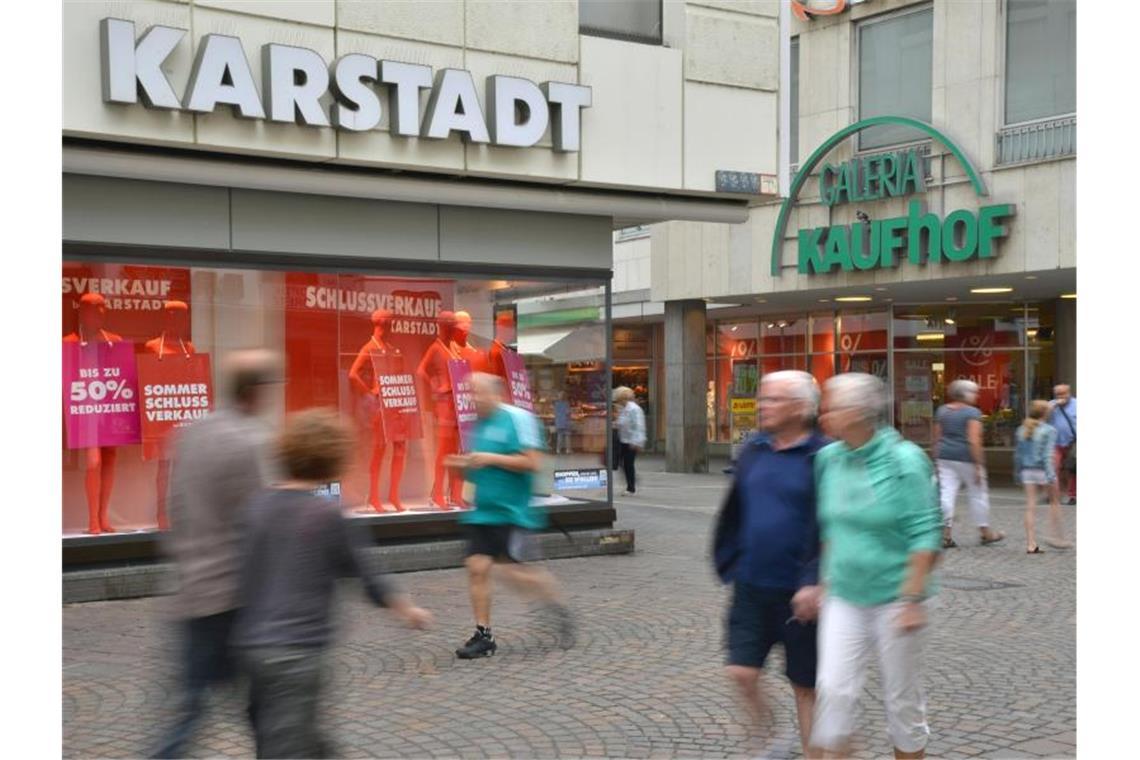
top-left (614, 387), bottom-right (647, 495)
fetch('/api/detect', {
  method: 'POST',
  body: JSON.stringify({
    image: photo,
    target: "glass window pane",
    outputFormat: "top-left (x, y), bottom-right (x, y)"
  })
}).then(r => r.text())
top-left (580, 0), bottom-right (662, 43)
top-left (62, 260), bottom-right (608, 536)
top-left (761, 354), bottom-right (807, 375)
top-left (790, 37), bottom-right (800, 163)
top-left (810, 353), bottom-right (836, 385)
top-left (894, 351), bottom-right (940, 445)
top-left (810, 312), bottom-right (835, 353)
top-left (838, 310), bottom-right (889, 353)
top-left (761, 316), bottom-right (807, 355)
top-left (718, 320), bottom-right (759, 359)
top-left (892, 304), bottom-right (1024, 350)
top-left (1005, 0), bottom-right (1076, 124)
top-left (706, 358), bottom-right (718, 443)
top-left (858, 8), bottom-right (933, 150)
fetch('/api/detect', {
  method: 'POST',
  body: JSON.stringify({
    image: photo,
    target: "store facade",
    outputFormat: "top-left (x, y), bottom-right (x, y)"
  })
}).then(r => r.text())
top-left (651, 0), bottom-right (1076, 474)
top-left (62, 0), bottom-right (779, 560)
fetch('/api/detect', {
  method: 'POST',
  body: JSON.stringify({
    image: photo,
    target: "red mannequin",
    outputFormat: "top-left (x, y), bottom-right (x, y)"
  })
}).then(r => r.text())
top-left (451, 310), bottom-right (486, 369)
top-left (144, 301), bottom-right (196, 531)
top-left (485, 310), bottom-right (516, 381)
top-left (416, 310), bottom-right (465, 509)
top-left (349, 309), bottom-right (408, 513)
top-left (63, 293), bottom-right (123, 534)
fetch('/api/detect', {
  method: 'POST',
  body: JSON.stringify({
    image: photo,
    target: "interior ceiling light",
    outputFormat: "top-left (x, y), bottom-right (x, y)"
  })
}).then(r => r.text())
top-left (1025, 275), bottom-right (1038, 280)
top-left (970, 287), bottom-right (1014, 294)
top-left (944, 318), bottom-right (956, 325)
top-left (945, 296), bottom-right (958, 301)
top-left (874, 287), bottom-right (889, 292)
top-left (835, 296), bottom-right (873, 302)
top-left (1061, 293), bottom-right (1077, 299)
top-left (916, 332), bottom-right (945, 341)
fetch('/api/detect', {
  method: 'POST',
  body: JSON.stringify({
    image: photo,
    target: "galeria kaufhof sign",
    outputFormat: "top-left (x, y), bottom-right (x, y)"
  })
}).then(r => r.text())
top-left (98, 18), bottom-right (592, 151)
top-left (770, 116), bottom-right (1016, 276)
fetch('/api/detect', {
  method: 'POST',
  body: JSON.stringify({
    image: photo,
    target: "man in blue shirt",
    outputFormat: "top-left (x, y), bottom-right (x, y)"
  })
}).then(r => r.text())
top-left (1047, 384), bottom-right (1077, 504)
top-left (712, 370), bottom-right (827, 758)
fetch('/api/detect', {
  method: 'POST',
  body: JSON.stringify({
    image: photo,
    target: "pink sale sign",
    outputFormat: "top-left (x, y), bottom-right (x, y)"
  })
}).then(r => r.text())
top-left (501, 349), bottom-right (535, 412)
top-left (62, 341), bottom-right (142, 449)
top-left (447, 359), bottom-right (477, 452)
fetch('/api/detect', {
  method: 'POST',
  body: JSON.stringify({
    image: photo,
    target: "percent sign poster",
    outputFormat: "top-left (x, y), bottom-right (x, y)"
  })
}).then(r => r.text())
top-left (62, 341), bottom-right (142, 448)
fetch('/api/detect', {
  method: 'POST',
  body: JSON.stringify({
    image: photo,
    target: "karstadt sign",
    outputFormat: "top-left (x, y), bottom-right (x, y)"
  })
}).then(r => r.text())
top-left (98, 18), bottom-right (592, 151)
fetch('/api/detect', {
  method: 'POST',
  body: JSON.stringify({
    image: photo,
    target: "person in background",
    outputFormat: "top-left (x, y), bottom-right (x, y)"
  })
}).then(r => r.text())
top-left (152, 349), bottom-right (281, 759)
top-left (712, 370), bottom-right (827, 758)
top-left (1015, 401), bottom-right (1073, 553)
top-left (811, 373), bottom-right (943, 760)
top-left (1047, 384), bottom-right (1077, 505)
top-left (234, 409), bottom-right (432, 758)
top-left (615, 386), bottom-right (647, 495)
top-left (554, 392), bottom-right (572, 455)
top-left (447, 373), bottom-right (575, 659)
top-left (932, 379), bottom-right (1004, 548)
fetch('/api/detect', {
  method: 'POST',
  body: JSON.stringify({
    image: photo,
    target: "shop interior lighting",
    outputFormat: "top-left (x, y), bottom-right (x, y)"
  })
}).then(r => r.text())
top-left (932, 362), bottom-right (945, 371)
top-left (766, 323), bottom-right (775, 329)
top-left (970, 287), bottom-right (1014, 294)
top-left (777, 320), bottom-right (789, 329)
top-left (916, 332), bottom-right (945, 341)
top-left (945, 296), bottom-right (958, 301)
top-left (1025, 275), bottom-right (1038, 280)
top-left (835, 296), bottom-right (873, 302)
top-left (730, 325), bottom-right (739, 332)
top-left (1061, 293), bottom-right (1077, 299)
top-left (1027, 329), bottom-right (1039, 338)
top-left (944, 318), bottom-right (955, 325)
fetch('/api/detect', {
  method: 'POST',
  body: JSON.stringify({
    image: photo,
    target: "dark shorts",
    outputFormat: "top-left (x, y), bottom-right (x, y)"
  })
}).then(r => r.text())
top-left (465, 524), bottom-right (541, 563)
top-left (726, 583), bottom-right (818, 688)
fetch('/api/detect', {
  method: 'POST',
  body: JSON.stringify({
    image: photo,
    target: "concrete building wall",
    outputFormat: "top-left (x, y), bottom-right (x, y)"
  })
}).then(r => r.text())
top-left (63, 0), bottom-right (780, 198)
top-left (651, 0), bottom-right (1076, 303)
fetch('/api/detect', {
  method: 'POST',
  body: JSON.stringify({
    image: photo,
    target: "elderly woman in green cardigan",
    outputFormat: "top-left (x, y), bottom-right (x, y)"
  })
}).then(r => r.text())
top-left (806, 373), bottom-right (943, 760)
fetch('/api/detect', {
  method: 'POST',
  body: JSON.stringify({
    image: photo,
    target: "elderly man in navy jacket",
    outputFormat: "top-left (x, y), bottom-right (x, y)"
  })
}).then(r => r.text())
top-left (713, 370), bottom-right (827, 758)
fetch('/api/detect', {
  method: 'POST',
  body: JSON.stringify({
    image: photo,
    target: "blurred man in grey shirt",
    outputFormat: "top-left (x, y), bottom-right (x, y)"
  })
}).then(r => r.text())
top-left (152, 349), bottom-right (281, 759)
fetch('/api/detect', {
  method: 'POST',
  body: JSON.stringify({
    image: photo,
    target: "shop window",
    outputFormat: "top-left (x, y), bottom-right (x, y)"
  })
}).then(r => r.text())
top-left (61, 260), bottom-right (607, 537)
top-left (892, 304), bottom-right (1024, 350)
top-left (857, 6), bottom-right (934, 150)
top-left (1005, 0), bottom-right (1076, 125)
top-left (718, 320), bottom-right (759, 359)
top-left (893, 349), bottom-right (1025, 448)
top-left (761, 317), bottom-right (807, 355)
top-left (761, 354), bottom-right (807, 375)
top-left (810, 312), bottom-right (835, 353)
top-left (810, 353), bottom-right (837, 386)
top-left (580, 0), bottom-right (662, 45)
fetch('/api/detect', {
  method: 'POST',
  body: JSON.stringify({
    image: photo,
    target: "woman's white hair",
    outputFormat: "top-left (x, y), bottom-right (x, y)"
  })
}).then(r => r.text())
top-left (947, 378), bottom-right (980, 402)
top-left (761, 370), bottom-right (820, 420)
top-left (824, 372), bottom-right (889, 425)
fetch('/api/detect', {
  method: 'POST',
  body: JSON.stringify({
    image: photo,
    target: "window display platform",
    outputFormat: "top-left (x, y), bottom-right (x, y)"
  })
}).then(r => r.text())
top-left (63, 523), bottom-right (634, 604)
top-left (63, 498), bottom-right (616, 566)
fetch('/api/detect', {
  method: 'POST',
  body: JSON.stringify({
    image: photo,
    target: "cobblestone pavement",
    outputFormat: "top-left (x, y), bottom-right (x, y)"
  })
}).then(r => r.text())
top-left (64, 457), bottom-right (1075, 759)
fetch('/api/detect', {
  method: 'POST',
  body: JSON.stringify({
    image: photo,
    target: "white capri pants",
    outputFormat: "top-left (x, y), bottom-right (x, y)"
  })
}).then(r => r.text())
top-left (936, 459), bottom-right (991, 529)
top-left (812, 596), bottom-right (931, 754)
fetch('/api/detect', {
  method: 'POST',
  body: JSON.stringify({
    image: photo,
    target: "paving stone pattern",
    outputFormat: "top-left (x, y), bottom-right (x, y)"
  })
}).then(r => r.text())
top-left (64, 457), bottom-right (1075, 759)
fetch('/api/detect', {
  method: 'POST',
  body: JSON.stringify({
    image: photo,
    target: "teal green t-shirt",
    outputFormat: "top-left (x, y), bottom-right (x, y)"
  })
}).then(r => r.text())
top-left (815, 426), bottom-right (943, 607)
top-left (459, 404), bottom-right (547, 530)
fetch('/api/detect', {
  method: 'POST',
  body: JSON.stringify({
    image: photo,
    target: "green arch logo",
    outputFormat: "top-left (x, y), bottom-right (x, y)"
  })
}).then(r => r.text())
top-left (770, 116), bottom-right (1000, 277)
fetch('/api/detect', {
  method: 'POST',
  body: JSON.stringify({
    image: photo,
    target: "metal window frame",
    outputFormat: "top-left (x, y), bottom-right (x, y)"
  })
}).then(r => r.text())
top-left (579, 0), bottom-right (664, 46)
top-left (853, 3), bottom-right (935, 153)
top-left (999, 0), bottom-right (1077, 130)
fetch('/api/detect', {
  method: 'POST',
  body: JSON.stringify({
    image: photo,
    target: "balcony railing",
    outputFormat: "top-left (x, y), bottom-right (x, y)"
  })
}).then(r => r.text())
top-left (996, 115), bottom-right (1076, 166)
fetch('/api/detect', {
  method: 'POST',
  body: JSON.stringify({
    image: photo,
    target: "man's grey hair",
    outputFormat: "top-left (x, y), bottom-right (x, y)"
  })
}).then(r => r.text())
top-left (761, 370), bottom-right (820, 420)
top-left (947, 378), bottom-right (980, 403)
top-left (824, 372), bottom-right (888, 425)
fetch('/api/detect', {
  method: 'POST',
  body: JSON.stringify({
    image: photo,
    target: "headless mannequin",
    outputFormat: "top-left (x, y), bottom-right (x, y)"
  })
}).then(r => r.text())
top-left (144, 301), bottom-right (196, 531)
top-left (485, 311), bottom-right (515, 381)
top-left (416, 311), bottom-right (464, 509)
top-left (63, 293), bottom-right (123, 534)
top-left (349, 309), bottom-right (407, 513)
